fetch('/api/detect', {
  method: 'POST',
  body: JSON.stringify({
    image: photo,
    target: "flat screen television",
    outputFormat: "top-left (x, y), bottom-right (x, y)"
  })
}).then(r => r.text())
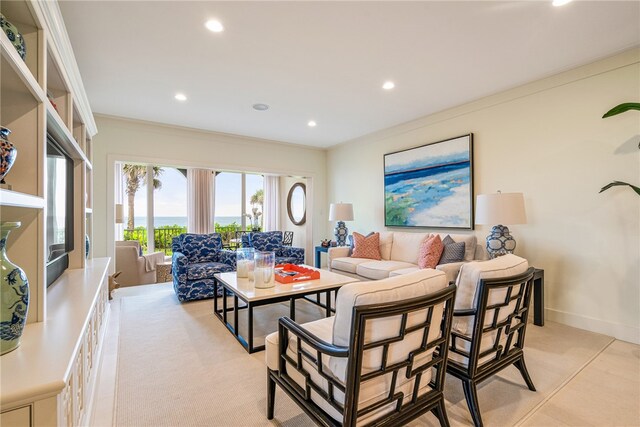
top-left (46, 134), bottom-right (74, 287)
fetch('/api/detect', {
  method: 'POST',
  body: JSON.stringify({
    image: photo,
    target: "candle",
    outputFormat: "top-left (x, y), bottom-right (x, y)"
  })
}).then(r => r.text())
top-left (254, 266), bottom-right (275, 289)
top-left (237, 259), bottom-right (249, 278)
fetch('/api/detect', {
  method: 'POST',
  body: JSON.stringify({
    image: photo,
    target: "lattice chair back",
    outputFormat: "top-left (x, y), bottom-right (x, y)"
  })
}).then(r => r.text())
top-left (283, 231), bottom-right (294, 246)
top-left (278, 269), bottom-right (456, 426)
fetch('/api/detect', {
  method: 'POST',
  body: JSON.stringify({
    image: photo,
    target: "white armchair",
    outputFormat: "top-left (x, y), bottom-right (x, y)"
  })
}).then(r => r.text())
top-left (266, 269), bottom-right (457, 426)
top-left (447, 254), bottom-right (536, 427)
top-left (115, 241), bottom-right (166, 286)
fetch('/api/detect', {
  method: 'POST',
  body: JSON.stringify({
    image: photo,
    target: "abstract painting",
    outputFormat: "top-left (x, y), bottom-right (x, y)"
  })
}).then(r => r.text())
top-left (384, 134), bottom-right (474, 229)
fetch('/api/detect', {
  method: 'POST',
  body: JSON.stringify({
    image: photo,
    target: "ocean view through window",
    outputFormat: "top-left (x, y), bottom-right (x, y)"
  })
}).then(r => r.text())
top-left (118, 162), bottom-right (265, 254)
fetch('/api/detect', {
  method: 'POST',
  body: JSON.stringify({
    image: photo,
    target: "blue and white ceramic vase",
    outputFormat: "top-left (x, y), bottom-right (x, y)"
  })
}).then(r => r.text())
top-left (0, 14), bottom-right (26, 60)
top-left (0, 127), bottom-right (17, 185)
top-left (0, 222), bottom-right (29, 355)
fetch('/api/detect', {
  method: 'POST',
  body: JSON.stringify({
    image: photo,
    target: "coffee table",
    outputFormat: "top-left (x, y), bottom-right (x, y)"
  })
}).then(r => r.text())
top-left (213, 266), bottom-right (358, 353)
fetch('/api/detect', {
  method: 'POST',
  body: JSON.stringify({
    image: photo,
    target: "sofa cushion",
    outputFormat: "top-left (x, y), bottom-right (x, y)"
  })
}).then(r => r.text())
top-left (331, 257), bottom-right (371, 274)
top-left (440, 233), bottom-right (476, 262)
top-left (439, 235), bottom-right (466, 264)
top-left (356, 260), bottom-right (417, 280)
top-left (454, 254), bottom-right (529, 311)
top-left (187, 261), bottom-right (232, 280)
top-left (351, 232), bottom-right (382, 260)
top-left (333, 269), bottom-right (447, 347)
top-left (250, 231), bottom-right (283, 252)
top-left (379, 232), bottom-right (393, 260)
top-left (180, 233), bottom-right (222, 263)
top-left (388, 267), bottom-right (420, 277)
top-left (266, 316), bottom-right (335, 372)
top-left (389, 232), bottom-right (430, 264)
top-left (418, 234), bottom-right (444, 269)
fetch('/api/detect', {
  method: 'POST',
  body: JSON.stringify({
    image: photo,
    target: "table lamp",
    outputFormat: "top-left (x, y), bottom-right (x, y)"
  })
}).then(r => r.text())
top-left (475, 191), bottom-right (526, 258)
top-left (329, 203), bottom-right (353, 246)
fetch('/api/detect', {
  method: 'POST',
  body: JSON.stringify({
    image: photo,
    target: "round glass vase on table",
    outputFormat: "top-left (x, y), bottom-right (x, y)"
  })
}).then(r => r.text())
top-left (236, 248), bottom-right (255, 279)
top-left (0, 222), bottom-right (29, 355)
top-left (253, 251), bottom-right (275, 289)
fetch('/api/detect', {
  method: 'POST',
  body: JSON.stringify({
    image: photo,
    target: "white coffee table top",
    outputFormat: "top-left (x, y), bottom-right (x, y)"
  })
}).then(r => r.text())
top-left (214, 265), bottom-right (359, 302)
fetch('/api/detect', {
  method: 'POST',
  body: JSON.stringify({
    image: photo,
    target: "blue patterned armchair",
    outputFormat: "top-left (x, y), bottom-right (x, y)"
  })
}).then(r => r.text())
top-left (242, 231), bottom-right (305, 265)
top-left (171, 233), bottom-right (236, 302)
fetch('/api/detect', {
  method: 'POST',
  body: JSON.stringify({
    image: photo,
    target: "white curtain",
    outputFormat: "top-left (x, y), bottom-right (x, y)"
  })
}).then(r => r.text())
top-left (187, 169), bottom-right (215, 234)
top-left (263, 175), bottom-right (280, 231)
top-left (114, 163), bottom-right (124, 240)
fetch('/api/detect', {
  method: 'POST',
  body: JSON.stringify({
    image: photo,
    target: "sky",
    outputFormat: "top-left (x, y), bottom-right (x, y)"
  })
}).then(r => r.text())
top-left (124, 167), bottom-right (263, 217)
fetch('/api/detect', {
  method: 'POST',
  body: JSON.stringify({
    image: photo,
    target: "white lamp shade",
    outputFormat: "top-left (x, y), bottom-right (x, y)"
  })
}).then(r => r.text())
top-left (115, 203), bottom-right (124, 224)
top-left (329, 203), bottom-right (354, 221)
top-left (475, 193), bottom-right (526, 225)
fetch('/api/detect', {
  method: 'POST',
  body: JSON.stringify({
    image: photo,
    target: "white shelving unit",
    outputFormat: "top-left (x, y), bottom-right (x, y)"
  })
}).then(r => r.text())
top-left (1, 1), bottom-right (105, 425)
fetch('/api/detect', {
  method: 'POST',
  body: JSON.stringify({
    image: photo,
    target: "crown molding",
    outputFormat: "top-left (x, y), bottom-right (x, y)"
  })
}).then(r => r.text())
top-left (32, 0), bottom-right (98, 137)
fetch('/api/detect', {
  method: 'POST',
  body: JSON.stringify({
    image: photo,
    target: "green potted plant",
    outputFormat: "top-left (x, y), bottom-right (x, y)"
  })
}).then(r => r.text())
top-left (599, 103), bottom-right (640, 196)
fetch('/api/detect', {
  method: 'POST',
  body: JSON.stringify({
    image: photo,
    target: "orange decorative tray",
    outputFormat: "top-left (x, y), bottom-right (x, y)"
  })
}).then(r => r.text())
top-left (274, 264), bottom-right (320, 283)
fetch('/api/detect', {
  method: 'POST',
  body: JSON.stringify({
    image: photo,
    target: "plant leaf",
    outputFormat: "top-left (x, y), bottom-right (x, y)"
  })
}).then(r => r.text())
top-left (599, 181), bottom-right (640, 196)
top-left (602, 103), bottom-right (640, 118)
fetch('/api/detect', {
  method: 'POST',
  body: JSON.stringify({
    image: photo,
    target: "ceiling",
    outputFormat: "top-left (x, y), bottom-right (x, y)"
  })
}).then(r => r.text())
top-left (58, 1), bottom-right (640, 148)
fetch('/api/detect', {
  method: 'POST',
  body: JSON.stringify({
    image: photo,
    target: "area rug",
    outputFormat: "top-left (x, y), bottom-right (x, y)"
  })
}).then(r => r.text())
top-left (114, 287), bottom-right (613, 426)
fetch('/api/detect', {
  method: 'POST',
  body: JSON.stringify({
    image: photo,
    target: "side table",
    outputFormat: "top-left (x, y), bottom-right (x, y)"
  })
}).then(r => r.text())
top-left (315, 246), bottom-right (329, 268)
top-left (156, 261), bottom-right (173, 283)
top-left (533, 268), bottom-right (544, 326)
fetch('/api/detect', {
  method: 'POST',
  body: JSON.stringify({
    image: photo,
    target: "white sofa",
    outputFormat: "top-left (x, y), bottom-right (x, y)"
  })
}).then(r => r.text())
top-left (328, 231), bottom-right (486, 283)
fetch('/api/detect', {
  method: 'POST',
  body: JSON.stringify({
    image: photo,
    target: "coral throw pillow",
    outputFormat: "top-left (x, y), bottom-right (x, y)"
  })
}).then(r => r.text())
top-left (351, 232), bottom-right (382, 260)
top-left (418, 234), bottom-right (444, 269)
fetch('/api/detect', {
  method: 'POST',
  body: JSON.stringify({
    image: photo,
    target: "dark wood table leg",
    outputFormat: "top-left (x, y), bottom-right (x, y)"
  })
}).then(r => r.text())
top-left (222, 288), bottom-right (228, 325)
top-left (213, 280), bottom-right (220, 318)
top-left (325, 291), bottom-right (331, 317)
top-left (248, 303), bottom-right (254, 352)
top-left (533, 268), bottom-right (544, 326)
top-left (233, 295), bottom-right (239, 333)
top-left (290, 298), bottom-right (296, 321)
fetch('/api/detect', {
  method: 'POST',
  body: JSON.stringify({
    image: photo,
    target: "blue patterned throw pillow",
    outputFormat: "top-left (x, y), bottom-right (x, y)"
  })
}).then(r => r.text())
top-left (439, 235), bottom-right (465, 264)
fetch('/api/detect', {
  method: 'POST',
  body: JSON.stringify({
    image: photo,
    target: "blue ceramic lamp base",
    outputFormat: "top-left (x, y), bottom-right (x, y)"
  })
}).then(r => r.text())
top-left (334, 221), bottom-right (349, 246)
top-left (486, 224), bottom-right (517, 259)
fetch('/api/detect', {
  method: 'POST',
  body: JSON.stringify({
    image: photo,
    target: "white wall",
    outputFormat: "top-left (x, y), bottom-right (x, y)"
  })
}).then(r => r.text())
top-left (327, 49), bottom-right (640, 343)
top-left (91, 115), bottom-right (326, 266)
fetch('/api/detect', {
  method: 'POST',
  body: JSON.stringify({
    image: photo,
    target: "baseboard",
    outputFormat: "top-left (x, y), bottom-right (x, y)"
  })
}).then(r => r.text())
top-left (546, 308), bottom-right (640, 344)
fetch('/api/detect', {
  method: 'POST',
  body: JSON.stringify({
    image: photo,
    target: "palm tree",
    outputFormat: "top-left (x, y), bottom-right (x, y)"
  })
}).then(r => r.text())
top-left (123, 164), bottom-right (163, 230)
top-left (250, 188), bottom-right (264, 208)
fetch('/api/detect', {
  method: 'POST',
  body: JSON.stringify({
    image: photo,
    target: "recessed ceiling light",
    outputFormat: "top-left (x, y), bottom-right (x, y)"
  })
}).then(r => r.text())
top-left (308, 121), bottom-right (317, 127)
top-left (552, 0), bottom-right (572, 6)
top-left (253, 103), bottom-right (269, 111)
top-left (174, 93), bottom-right (187, 102)
top-left (205, 19), bottom-right (224, 33)
top-left (382, 81), bottom-right (395, 90)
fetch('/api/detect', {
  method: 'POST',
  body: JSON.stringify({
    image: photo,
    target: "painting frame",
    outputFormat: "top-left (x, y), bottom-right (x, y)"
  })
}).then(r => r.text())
top-left (383, 133), bottom-right (474, 230)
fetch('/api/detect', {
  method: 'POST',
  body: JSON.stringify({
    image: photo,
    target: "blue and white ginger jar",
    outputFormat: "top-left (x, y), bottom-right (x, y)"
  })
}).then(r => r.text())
top-left (0, 222), bottom-right (29, 355)
top-left (0, 127), bottom-right (17, 184)
top-left (0, 14), bottom-right (26, 60)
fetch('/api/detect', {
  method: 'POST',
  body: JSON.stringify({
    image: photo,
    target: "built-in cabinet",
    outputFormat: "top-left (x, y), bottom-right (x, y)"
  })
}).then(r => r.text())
top-left (0, 1), bottom-right (104, 425)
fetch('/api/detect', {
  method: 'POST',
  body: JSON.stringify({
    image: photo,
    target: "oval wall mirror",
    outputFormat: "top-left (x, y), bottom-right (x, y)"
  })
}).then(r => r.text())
top-left (287, 183), bottom-right (306, 225)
